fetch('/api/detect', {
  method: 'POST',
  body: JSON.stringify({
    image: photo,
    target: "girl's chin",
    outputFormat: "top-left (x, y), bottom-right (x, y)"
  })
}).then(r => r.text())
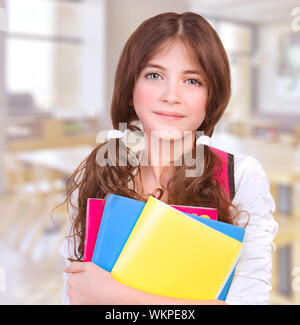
top-left (145, 129), bottom-right (185, 141)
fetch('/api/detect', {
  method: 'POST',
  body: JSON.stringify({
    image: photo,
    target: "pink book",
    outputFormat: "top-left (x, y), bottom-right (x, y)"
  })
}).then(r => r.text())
top-left (83, 198), bottom-right (106, 262)
top-left (172, 204), bottom-right (218, 221)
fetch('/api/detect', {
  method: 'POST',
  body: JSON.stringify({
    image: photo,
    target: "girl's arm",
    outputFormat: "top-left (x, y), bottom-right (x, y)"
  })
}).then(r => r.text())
top-left (224, 156), bottom-right (278, 305)
top-left (65, 262), bottom-right (227, 305)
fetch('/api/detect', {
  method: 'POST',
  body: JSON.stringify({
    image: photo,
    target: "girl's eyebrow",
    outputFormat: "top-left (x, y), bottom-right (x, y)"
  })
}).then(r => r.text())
top-left (144, 63), bottom-right (203, 76)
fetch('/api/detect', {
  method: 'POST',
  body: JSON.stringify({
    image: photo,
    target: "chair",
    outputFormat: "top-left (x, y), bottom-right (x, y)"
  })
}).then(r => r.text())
top-left (0, 151), bottom-right (68, 269)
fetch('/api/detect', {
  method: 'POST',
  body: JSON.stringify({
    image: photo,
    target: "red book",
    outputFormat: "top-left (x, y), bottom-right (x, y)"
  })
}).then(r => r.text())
top-left (83, 198), bottom-right (106, 262)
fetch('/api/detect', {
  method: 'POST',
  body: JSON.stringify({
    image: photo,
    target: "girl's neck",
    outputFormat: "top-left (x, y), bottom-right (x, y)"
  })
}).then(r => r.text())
top-left (134, 165), bottom-right (170, 203)
top-left (134, 131), bottom-right (195, 203)
top-left (139, 131), bottom-right (195, 183)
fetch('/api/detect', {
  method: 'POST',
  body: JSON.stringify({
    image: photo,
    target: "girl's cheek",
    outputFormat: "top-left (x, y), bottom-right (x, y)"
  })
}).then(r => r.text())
top-left (189, 92), bottom-right (207, 112)
top-left (136, 92), bottom-right (152, 107)
top-left (134, 82), bottom-right (158, 107)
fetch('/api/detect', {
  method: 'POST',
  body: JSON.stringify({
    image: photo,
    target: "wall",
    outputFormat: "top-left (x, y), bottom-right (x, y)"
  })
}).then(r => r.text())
top-left (257, 21), bottom-right (300, 115)
top-left (0, 0), bottom-right (6, 195)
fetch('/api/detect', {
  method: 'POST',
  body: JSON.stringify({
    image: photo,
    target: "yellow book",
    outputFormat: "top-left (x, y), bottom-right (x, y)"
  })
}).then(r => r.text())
top-left (111, 196), bottom-right (243, 300)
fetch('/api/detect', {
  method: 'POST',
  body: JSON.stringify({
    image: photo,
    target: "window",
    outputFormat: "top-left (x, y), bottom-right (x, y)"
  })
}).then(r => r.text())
top-left (5, 0), bottom-right (101, 115)
top-left (7, 0), bottom-right (83, 38)
top-left (218, 22), bottom-right (253, 119)
top-left (6, 38), bottom-right (81, 111)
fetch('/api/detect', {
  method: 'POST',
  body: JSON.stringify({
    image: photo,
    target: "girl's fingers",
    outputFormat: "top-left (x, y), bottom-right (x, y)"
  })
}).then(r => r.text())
top-left (64, 261), bottom-right (85, 274)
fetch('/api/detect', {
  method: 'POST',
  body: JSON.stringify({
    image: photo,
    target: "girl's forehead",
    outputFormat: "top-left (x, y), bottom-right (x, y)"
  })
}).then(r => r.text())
top-left (150, 39), bottom-right (196, 61)
top-left (143, 40), bottom-right (205, 74)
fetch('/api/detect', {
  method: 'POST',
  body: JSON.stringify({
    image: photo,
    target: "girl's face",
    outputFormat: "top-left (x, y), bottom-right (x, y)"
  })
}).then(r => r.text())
top-left (132, 40), bottom-right (208, 140)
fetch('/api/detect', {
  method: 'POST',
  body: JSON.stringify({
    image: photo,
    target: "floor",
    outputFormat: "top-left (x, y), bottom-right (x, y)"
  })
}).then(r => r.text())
top-left (0, 211), bottom-right (65, 305)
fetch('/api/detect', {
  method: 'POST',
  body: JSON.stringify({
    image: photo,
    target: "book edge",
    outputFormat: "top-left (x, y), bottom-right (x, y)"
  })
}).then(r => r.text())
top-left (150, 196), bottom-right (243, 244)
top-left (214, 245), bottom-right (244, 299)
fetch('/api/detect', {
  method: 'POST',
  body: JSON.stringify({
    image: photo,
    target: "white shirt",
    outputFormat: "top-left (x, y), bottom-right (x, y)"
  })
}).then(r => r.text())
top-left (59, 154), bottom-right (278, 305)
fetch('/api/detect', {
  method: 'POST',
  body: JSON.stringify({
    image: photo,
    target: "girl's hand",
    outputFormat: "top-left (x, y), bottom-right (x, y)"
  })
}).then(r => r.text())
top-left (64, 261), bottom-right (227, 306)
top-left (64, 262), bottom-right (124, 305)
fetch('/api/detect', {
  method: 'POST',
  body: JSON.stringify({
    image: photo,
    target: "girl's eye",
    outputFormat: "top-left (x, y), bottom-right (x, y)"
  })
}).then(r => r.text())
top-left (186, 79), bottom-right (201, 87)
top-left (145, 72), bottom-right (161, 80)
top-left (145, 73), bottom-right (201, 87)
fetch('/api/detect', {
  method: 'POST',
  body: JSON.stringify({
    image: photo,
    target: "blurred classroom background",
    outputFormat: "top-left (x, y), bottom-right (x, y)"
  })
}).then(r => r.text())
top-left (0, 0), bottom-right (300, 305)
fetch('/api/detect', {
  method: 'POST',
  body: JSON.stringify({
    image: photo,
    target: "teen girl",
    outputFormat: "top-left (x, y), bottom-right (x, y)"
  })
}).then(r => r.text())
top-left (60, 12), bottom-right (278, 305)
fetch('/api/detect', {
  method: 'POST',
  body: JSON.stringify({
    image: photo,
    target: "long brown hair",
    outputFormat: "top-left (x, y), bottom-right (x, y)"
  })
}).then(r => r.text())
top-left (65, 12), bottom-right (242, 261)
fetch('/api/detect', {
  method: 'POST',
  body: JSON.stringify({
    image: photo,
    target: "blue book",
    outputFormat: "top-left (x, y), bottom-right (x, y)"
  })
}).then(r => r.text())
top-left (92, 194), bottom-right (146, 272)
top-left (91, 193), bottom-right (245, 300)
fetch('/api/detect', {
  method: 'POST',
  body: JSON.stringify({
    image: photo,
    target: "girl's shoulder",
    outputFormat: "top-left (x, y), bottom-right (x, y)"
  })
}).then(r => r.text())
top-left (231, 153), bottom-right (277, 232)
top-left (233, 154), bottom-right (269, 191)
top-left (213, 150), bottom-right (272, 211)
top-left (211, 148), bottom-right (266, 202)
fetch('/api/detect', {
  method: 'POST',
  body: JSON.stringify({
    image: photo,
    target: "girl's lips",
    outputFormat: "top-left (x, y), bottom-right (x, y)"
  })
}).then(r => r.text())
top-left (154, 112), bottom-right (185, 121)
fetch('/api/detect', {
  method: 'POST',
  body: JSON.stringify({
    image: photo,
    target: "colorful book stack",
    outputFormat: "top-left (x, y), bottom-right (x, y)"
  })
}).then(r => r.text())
top-left (84, 194), bottom-right (245, 301)
top-left (83, 195), bottom-right (218, 263)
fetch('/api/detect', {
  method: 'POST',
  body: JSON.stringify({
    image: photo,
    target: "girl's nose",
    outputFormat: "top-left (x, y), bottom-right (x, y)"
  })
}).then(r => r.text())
top-left (161, 80), bottom-right (181, 105)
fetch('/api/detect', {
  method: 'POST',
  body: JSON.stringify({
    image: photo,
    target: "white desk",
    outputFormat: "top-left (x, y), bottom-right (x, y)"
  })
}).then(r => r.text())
top-left (16, 145), bottom-right (94, 176)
